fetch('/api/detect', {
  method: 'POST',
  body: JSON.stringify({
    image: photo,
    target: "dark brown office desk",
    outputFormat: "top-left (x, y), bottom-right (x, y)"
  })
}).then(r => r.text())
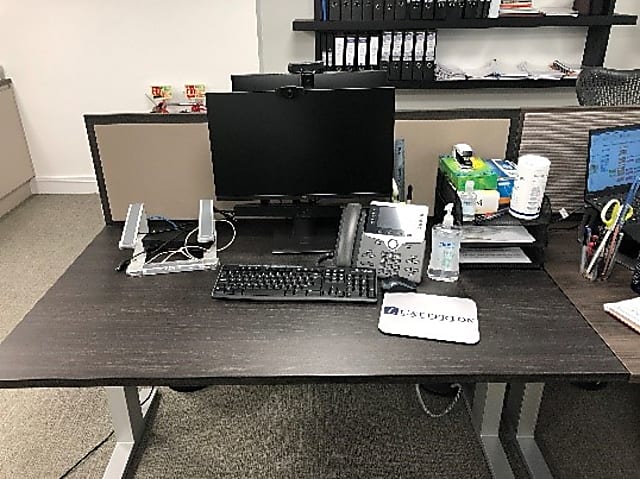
top-left (546, 229), bottom-right (640, 382)
top-left (0, 222), bottom-right (627, 479)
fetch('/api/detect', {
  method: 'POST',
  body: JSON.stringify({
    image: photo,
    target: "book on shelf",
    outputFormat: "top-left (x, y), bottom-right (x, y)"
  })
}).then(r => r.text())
top-left (604, 297), bottom-right (640, 335)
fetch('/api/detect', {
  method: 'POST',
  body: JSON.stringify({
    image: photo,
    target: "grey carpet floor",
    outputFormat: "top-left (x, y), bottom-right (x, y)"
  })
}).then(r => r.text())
top-left (0, 195), bottom-right (639, 478)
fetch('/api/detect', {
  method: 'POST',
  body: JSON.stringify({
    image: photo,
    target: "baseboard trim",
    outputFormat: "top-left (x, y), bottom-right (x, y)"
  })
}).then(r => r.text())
top-left (31, 176), bottom-right (98, 194)
top-left (0, 180), bottom-right (32, 218)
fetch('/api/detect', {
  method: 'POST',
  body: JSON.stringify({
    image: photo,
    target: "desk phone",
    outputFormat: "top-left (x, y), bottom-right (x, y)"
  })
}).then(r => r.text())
top-left (335, 201), bottom-right (428, 282)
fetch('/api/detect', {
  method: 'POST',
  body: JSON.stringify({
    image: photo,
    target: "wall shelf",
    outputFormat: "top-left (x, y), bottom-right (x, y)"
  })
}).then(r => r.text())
top-left (293, 14), bottom-right (637, 31)
top-left (388, 78), bottom-right (577, 90)
top-left (296, 0), bottom-right (637, 91)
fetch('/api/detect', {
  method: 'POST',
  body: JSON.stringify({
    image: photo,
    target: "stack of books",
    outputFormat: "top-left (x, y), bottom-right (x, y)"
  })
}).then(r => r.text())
top-left (499, 0), bottom-right (541, 16)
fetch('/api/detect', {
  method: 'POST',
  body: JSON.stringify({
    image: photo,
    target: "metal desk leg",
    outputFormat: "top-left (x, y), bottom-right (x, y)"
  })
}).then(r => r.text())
top-left (102, 386), bottom-right (158, 479)
top-left (504, 383), bottom-right (553, 479)
top-left (468, 383), bottom-right (514, 479)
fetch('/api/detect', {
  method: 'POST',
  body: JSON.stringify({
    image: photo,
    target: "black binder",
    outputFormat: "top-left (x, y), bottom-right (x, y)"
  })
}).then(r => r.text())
top-left (479, 0), bottom-right (490, 18)
top-left (352, 0), bottom-right (363, 20)
top-left (413, 32), bottom-right (425, 81)
top-left (424, 30), bottom-right (436, 82)
top-left (423, 0), bottom-right (435, 19)
top-left (329, 0), bottom-right (341, 20)
top-left (384, 0), bottom-right (395, 20)
top-left (447, 0), bottom-right (463, 19)
top-left (409, 0), bottom-right (422, 19)
top-left (434, 0), bottom-right (447, 19)
top-left (389, 61), bottom-right (402, 81)
top-left (380, 31), bottom-right (393, 73)
top-left (373, 0), bottom-right (384, 20)
top-left (465, 0), bottom-right (479, 18)
top-left (395, 0), bottom-right (407, 19)
top-left (401, 31), bottom-right (414, 80)
top-left (363, 0), bottom-right (374, 20)
top-left (389, 32), bottom-right (403, 81)
top-left (342, 0), bottom-right (352, 20)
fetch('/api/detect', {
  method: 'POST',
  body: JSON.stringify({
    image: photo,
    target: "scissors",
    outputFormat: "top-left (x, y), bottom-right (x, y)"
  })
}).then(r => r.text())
top-left (601, 198), bottom-right (633, 230)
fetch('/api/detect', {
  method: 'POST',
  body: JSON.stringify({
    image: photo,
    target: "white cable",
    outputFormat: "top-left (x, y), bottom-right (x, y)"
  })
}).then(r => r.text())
top-left (216, 219), bottom-right (236, 252)
top-left (415, 383), bottom-right (462, 418)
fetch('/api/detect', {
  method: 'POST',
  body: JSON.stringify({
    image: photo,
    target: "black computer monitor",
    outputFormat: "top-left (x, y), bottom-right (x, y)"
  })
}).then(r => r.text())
top-left (231, 70), bottom-right (388, 91)
top-left (206, 87), bottom-right (395, 252)
top-left (231, 73), bottom-right (301, 92)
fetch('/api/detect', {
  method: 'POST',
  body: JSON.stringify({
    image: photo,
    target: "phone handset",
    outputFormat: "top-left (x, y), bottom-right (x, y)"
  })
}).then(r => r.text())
top-left (335, 203), bottom-right (363, 267)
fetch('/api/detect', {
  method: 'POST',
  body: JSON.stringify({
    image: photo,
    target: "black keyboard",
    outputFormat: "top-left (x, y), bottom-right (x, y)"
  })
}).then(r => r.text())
top-left (212, 264), bottom-right (378, 303)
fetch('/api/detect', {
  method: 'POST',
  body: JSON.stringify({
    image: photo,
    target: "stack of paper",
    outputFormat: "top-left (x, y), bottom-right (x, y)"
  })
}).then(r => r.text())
top-left (604, 297), bottom-right (640, 335)
top-left (518, 62), bottom-right (564, 81)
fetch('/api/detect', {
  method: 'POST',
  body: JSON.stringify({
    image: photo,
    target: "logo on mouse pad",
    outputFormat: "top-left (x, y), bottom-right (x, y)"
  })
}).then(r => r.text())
top-left (383, 306), bottom-right (399, 315)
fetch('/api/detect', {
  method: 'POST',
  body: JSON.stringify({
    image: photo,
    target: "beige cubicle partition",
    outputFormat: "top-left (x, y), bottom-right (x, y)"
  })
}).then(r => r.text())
top-left (88, 112), bottom-right (514, 223)
top-left (0, 79), bottom-right (34, 217)
top-left (95, 122), bottom-right (214, 222)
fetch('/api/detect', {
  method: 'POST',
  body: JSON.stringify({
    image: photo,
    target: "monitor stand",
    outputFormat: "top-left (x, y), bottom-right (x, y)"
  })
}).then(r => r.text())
top-left (272, 215), bottom-right (338, 254)
top-left (234, 201), bottom-right (340, 254)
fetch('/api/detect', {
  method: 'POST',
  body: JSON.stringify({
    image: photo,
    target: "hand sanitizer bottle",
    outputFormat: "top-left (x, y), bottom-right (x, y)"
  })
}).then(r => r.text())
top-left (427, 203), bottom-right (462, 282)
top-left (459, 180), bottom-right (477, 223)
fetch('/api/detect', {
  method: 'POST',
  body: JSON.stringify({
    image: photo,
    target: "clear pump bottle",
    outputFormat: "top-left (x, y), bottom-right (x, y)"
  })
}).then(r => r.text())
top-left (427, 203), bottom-right (462, 282)
top-left (459, 180), bottom-right (477, 223)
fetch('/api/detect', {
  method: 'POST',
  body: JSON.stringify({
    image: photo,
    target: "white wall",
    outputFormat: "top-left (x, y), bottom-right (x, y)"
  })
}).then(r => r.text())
top-left (0, 0), bottom-right (260, 191)
top-left (258, 0), bottom-right (640, 110)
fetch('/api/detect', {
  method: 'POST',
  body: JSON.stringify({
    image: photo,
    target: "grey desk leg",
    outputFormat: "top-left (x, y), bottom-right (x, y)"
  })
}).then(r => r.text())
top-left (503, 383), bottom-right (553, 479)
top-left (102, 386), bottom-right (158, 479)
top-left (468, 383), bottom-right (514, 479)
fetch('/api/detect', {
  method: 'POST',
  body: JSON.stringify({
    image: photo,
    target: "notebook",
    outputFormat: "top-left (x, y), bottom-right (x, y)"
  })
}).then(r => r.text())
top-left (603, 297), bottom-right (640, 334)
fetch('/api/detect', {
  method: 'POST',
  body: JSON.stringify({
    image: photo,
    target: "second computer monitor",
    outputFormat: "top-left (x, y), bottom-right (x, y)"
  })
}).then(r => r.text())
top-left (231, 70), bottom-right (387, 91)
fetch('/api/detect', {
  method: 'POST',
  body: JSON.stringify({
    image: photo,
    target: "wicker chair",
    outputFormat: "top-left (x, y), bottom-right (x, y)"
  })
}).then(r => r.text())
top-left (576, 67), bottom-right (640, 106)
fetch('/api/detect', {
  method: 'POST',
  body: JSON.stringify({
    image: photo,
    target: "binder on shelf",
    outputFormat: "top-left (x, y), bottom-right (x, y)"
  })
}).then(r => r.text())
top-left (357, 36), bottom-right (368, 69)
top-left (318, 0), bottom-right (328, 21)
top-left (342, 0), bottom-right (352, 20)
top-left (447, 0), bottom-right (463, 19)
top-left (401, 31), bottom-right (414, 80)
top-left (465, 0), bottom-right (479, 18)
top-left (345, 36), bottom-right (357, 69)
top-left (369, 35), bottom-right (380, 69)
top-left (395, 0), bottom-right (407, 19)
top-left (321, 34), bottom-right (328, 66)
top-left (363, 0), bottom-right (374, 20)
top-left (434, 1), bottom-right (447, 20)
top-left (352, 0), bottom-right (363, 21)
top-left (413, 31), bottom-right (426, 81)
top-left (479, 0), bottom-right (490, 18)
top-left (423, 0), bottom-right (435, 19)
top-left (373, 0), bottom-right (384, 20)
top-left (334, 35), bottom-right (346, 70)
top-left (409, 0), bottom-right (423, 19)
top-left (390, 31), bottom-right (404, 81)
top-left (380, 31), bottom-right (393, 73)
top-left (424, 30), bottom-right (437, 82)
top-left (329, 0), bottom-right (341, 20)
top-left (384, 0), bottom-right (395, 20)
top-left (327, 33), bottom-right (335, 68)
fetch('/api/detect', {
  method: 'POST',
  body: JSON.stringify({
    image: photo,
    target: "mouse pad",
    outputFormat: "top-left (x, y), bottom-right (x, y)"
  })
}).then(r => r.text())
top-left (378, 293), bottom-right (479, 345)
